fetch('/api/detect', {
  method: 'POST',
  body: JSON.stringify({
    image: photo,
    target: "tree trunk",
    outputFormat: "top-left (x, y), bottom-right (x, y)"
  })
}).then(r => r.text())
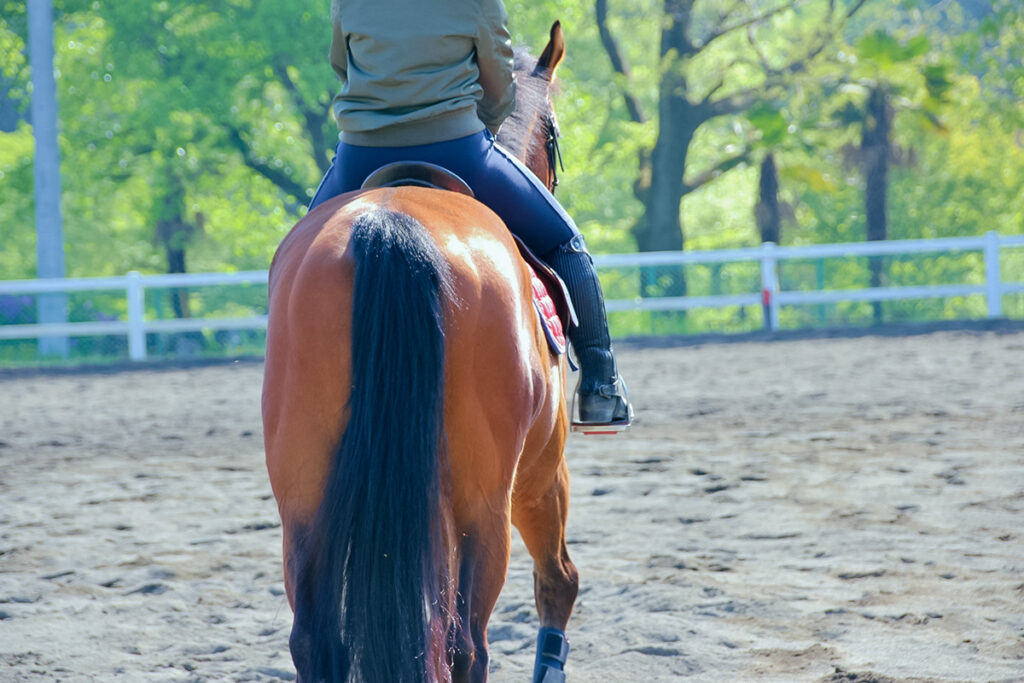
top-left (640, 101), bottom-right (694, 253)
top-left (634, 97), bottom-right (698, 298)
top-left (755, 153), bottom-right (781, 245)
top-left (862, 86), bottom-right (891, 324)
top-left (162, 235), bottom-right (190, 319)
top-left (755, 153), bottom-right (781, 330)
top-left (154, 172), bottom-right (200, 320)
top-left (631, 0), bottom-right (700, 299)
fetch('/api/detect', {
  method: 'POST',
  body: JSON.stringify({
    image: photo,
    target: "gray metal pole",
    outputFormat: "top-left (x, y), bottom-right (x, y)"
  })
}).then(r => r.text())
top-left (28, 0), bottom-right (69, 358)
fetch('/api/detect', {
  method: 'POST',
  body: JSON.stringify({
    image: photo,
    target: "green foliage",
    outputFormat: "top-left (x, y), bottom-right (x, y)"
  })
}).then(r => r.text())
top-left (761, 0), bottom-right (1023, 248)
top-left (856, 30), bottom-right (930, 65)
top-left (747, 103), bottom-right (789, 147)
top-left (1, 0), bottom-right (335, 283)
top-left (0, 122), bottom-right (35, 278)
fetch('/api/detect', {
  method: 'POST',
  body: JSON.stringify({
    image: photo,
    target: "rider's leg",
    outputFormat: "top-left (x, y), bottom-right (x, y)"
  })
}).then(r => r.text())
top-left (307, 151), bottom-right (347, 211)
top-left (543, 234), bottom-right (628, 424)
top-left (459, 135), bottom-right (629, 424)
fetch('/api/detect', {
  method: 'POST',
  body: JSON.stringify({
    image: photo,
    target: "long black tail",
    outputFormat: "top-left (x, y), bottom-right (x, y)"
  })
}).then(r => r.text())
top-left (298, 208), bottom-right (453, 682)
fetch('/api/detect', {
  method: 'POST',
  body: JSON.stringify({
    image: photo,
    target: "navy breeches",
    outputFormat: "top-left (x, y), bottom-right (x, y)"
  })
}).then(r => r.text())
top-left (308, 130), bottom-right (579, 258)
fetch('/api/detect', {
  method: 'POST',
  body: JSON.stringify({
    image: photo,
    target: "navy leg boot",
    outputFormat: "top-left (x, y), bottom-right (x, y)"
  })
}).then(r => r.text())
top-left (545, 235), bottom-right (631, 426)
top-left (532, 628), bottom-right (570, 683)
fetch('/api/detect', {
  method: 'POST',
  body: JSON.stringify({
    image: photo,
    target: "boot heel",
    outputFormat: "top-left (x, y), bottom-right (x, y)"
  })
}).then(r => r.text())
top-left (569, 376), bottom-right (634, 434)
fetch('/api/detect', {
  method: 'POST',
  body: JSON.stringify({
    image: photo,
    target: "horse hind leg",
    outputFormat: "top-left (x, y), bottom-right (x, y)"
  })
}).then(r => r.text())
top-left (512, 453), bottom-right (579, 683)
top-left (447, 510), bottom-right (513, 683)
top-left (282, 520), bottom-right (350, 683)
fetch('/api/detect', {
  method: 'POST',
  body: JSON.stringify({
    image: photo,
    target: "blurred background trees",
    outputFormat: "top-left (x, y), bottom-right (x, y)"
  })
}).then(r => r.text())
top-left (1, 0), bottom-right (1022, 334)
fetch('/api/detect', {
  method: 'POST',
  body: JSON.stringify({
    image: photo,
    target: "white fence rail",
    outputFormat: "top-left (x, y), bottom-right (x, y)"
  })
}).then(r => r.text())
top-left (0, 270), bottom-right (268, 361)
top-left (2, 232), bottom-right (1023, 361)
top-left (596, 231), bottom-right (1024, 330)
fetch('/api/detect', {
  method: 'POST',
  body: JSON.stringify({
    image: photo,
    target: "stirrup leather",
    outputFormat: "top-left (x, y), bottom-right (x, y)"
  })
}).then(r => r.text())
top-left (569, 375), bottom-right (634, 435)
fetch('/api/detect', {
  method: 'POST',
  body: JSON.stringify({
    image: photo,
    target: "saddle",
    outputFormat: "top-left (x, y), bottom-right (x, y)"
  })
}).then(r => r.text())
top-left (362, 162), bottom-right (577, 357)
top-left (362, 161), bottom-right (475, 197)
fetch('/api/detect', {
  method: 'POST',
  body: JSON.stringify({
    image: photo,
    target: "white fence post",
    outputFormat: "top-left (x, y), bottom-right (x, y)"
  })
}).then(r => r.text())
top-left (126, 271), bottom-right (146, 361)
top-left (984, 231), bottom-right (1002, 318)
top-left (28, 0), bottom-right (69, 359)
top-left (760, 242), bottom-right (779, 331)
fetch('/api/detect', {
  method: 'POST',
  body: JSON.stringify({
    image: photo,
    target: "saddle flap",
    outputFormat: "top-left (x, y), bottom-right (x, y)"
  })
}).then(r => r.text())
top-left (361, 162), bottom-right (474, 197)
top-left (511, 235), bottom-right (577, 362)
top-left (511, 235), bottom-right (577, 333)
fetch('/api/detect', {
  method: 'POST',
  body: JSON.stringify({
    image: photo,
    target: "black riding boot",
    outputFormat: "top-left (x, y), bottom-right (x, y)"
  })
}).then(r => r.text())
top-left (545, 234), bottom-right (631, 425)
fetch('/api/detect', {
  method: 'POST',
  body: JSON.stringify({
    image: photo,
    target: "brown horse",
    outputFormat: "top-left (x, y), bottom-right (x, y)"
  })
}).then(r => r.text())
top-left (262, 23), bottom-right (579, 683)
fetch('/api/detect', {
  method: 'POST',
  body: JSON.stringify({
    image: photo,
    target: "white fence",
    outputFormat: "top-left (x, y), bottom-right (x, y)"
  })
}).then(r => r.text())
top-left (0, 271), bottom-right (269, 361)
top-left (2, 231), bottom-right (1023, 361)
top-left (597, 231), bottom-right (1024, 329)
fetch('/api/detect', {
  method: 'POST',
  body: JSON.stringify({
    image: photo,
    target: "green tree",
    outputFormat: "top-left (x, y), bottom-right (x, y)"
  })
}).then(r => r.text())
top-left (1, 1), bottom-right (336, 282)
top-left (594, 0), bottom-right (870, 297)
top-left (838, 27), bottom-right (951, 319)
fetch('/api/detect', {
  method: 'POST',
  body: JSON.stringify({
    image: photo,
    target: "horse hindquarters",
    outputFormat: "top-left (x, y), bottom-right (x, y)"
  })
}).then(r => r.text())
top-left (270, 208), bottom-right (455, 683)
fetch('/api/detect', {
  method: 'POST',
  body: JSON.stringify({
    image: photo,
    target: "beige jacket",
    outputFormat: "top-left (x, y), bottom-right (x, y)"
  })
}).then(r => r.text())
top-left (329, 0), bottom-right (517, 146)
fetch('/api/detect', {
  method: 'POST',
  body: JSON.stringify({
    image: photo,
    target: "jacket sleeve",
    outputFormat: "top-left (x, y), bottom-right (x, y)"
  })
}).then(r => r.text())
top-left (475, 0), bottom-right (516, 129)
top-left (329, 18), bottom-right (348, 83)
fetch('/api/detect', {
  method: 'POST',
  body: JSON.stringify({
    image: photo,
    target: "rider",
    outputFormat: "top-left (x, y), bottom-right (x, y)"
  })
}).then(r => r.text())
top-left (310, 0), bottom-right (630, 426)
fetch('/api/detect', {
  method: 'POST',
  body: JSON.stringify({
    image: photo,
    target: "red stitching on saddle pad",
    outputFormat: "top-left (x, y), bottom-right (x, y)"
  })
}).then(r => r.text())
top-left (530, 268), bottom-right (567, 355)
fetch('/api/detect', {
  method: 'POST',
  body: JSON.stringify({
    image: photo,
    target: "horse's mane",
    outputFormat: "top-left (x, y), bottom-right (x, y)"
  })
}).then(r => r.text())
top-left (497, 48), bottom-right (554, 162)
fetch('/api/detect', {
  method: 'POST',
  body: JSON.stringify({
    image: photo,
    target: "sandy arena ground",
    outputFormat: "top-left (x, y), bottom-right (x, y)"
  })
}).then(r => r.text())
top-left (1, 328), bottom-right (1022, 682)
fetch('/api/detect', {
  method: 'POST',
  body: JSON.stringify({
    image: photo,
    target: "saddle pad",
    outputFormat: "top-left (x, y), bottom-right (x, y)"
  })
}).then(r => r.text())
top-left (530, 267), bottom-right (567, 355)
